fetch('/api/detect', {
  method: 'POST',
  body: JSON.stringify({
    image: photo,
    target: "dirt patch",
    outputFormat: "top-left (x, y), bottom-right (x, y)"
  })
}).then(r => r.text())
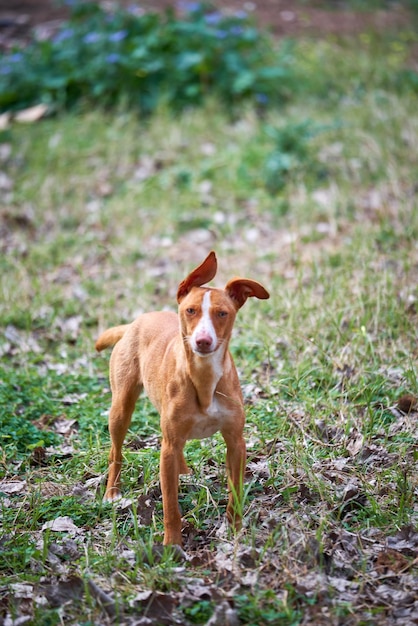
top-left (0, 0), bottom-right (413, 51)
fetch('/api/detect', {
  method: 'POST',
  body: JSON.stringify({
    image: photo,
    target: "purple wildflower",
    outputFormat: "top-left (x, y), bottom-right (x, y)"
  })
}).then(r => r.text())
top-left (177, 1), bottom-right (201, 13)
top-left (127, 5), bottom-right (144, 16)
top-left (53, 28), bottom-right (74, 44)
top-left (256, 93), bottom-right (269, 104)
top-left (9, 53), bottom-right (24, 63)
top-left (83, 32), bottom-right (101, 44)
top-left (108, 30), bottom-right (128, 43)
top-left (229, 25), bottom-right (244, 36)
top-left (204, 12), bottom-right (222, 25)
top-left (106, 53), bottom-right (121, 64)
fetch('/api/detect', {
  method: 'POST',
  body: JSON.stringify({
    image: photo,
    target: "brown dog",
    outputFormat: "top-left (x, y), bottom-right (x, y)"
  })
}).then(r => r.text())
top-left (96, 251), bottom-right (269, 545)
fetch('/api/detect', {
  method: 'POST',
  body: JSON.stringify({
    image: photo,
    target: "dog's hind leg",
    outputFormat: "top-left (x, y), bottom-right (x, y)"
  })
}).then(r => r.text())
top-left (104, 345), bottom-right (142, 501)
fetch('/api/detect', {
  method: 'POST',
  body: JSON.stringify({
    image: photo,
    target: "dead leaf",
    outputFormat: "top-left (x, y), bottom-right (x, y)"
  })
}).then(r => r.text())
top-left (53, 417), bottom-right (78, 434)
top-left (215, 543), bottom-right (239, 574)
top-left (375, 548), bottom-right (410, 574)
top-left (397, 394), bottom-right (417, 414)
top-left (30, 446), bottom-right (47, 466)
top-left (49, 539), bottom-right (80, 562)
top-left (373, 583), bottom-right (415, 606)
top-left (133, 156), bottom-right (158, 181)
top-left (329, 576), bottom-right (359, 594)
top-left (42, 576), bottom-right (84, 608)
top-left (84, 475), bottom-right (104, 490)
top-left (0, 171), bottom-right (13, 190)
top-left (42, 516), bottom-right (82, 534)
top-left (247, 459), bottom-right (270, 480)
top-left (137, 493), bottom-right (156, 526)
top-left (95, 180), bottom-right (113, 197)
top-left (55, 315), bottom-right (82, 341)
top-left (206, 600), bottom-right (240, 626)
top-left (0, 481), bottom-right (27, 494)
top-left (346, 429), bottom-right (364, 456)
top-left (387, 526), bottom-right (418, 556)
top-left (15, 104), bottom-right (48, 123)
top-left (9, 584), bottom-right (34, 599)
top-left (38, 482), bottom-right (69, 498)
top-left (87, 579), bottom-right (116, 618)
top-left (61, 392), bottom-right (87, 405)
top-left (130, 591), bottom-right (176, 624)
top-left (0, 113), bottom-right (11, 130)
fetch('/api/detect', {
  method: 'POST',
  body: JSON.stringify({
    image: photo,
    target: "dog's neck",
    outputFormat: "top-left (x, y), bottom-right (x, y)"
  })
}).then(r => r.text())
top-left (185, 342), bottom-right (230, 410)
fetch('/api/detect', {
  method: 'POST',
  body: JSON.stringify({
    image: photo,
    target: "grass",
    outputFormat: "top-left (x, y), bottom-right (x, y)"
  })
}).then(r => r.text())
top-left (1, 16), bottom-right (418, 626)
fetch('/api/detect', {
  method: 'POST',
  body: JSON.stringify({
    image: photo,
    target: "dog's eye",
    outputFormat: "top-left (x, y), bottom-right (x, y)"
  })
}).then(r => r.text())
top-left (186, 308), bottom-right (196, 315)
top-left (218, 311), bottom-right (228, 318)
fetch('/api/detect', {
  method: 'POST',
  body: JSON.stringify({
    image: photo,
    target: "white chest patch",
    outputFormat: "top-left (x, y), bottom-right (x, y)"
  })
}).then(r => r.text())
top-left (187, 399), bottom-right (229, 440)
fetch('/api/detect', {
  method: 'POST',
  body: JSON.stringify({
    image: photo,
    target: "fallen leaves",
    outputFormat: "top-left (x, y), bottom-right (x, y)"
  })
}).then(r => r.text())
top-left (0, 104), bottom-right (48, 130)
top-left (41, 516), bottom-right (82, 534)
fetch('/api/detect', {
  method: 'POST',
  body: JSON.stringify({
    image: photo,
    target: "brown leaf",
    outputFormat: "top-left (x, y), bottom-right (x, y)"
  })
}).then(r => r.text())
top-left (42, 516), bottom-right (82, 534)
top-left (30, 446), bottom-right (47, 466)
top-left (38, 482), bottom-right (68, 498)
top-left (206, 600), bottom-right (240, 626)
top-left (131, 591), bottom-right (176, 624)
top-left (247, 459), bottom-right (270, 480)
top-left (0, 481), bottom-right (27, 494)
top-left (397, 394), bottom-right (417, 414)
top-left (387, 526), bottom-right (418, 556)
top-left (87, 579), bottom-right (116, 618)
top-left (375, 548), bottom-right (410, 574)
top-left (53, 417), bottom-right (78, 435)
top-left (373, 583), bottom-right (415, 607)
top-left (137, 493), bottom-right (156, 526)
top-left (42, 576), bottom-right (84, 608)
top-left (346, 429), bottom-right (364, 456)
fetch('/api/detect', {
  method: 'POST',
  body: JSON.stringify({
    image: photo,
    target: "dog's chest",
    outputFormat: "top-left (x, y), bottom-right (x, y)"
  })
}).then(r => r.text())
top-left (187, 398), bottom-right (229, 440)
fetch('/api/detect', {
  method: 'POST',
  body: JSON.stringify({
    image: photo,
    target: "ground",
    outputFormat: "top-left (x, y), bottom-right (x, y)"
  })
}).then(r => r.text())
top-left (1, 2), bottom-right (417, 625)
top-left (0, 0), bottom-right (413, 51)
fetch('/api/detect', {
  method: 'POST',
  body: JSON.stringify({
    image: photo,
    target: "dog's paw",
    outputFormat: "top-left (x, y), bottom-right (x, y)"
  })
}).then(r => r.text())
top-left (103, 490), bottom-right (122, 503)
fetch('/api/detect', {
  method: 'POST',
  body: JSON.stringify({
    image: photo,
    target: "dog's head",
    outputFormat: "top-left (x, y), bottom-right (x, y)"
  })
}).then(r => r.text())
top-left (177, 251), bottom-right (269, 355)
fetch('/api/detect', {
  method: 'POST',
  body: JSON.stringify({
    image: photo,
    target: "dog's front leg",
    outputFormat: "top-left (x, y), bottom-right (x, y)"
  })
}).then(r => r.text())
top-left (160, 437), bottom-right (184, 545)
top-left (223, 430), bottom-right (246, 532)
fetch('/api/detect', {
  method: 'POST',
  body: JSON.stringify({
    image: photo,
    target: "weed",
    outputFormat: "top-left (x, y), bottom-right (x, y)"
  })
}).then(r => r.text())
top-left (182, 599), bottom-right (215, 623)
top-left (235, 588), bottom-right (302, 626)
top-left (0, 1), bottom-right (295, 114)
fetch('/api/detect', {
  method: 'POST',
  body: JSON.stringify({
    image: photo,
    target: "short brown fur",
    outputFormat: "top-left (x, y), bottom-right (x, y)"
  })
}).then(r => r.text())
top-left (96, 251), bottom-right (269, 545)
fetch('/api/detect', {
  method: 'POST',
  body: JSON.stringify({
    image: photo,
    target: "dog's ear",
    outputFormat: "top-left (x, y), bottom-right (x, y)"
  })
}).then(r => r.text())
top-left (225, 278), bottom-right (270, 309)
top-left (177, 251), bottom-right (218, 302)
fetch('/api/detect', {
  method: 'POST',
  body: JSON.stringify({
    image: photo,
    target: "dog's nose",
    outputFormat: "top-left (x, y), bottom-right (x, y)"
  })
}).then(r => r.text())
top-left (196, 335), bottom-right (213, 352)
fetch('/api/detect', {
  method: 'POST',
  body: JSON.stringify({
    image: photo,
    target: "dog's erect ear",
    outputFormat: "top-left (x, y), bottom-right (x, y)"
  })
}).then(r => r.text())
top-left (177, 251), bottom-right (218, 302)
top-left (225, 278), bottom-right (270, 310)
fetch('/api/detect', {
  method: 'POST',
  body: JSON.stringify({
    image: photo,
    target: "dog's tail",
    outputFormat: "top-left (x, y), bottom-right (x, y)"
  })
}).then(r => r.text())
top-left (95, 325), bottom-right (129, 351)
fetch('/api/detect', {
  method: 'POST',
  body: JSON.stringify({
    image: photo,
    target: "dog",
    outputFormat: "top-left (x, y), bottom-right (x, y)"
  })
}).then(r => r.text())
top-left (95, 251), bottom-right (269, 545)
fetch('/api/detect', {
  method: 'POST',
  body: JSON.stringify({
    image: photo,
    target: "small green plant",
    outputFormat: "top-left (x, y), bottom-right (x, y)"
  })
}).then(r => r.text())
top-left (0, 368), bottom-right (60, 461)
top-left (0, 532), bottom-right (39, 576)
top-left (183, 600), bottom-right (215, 624)
top-left (0, 1), bottom-right (294, 114)
top-left (263, 120), bottom-right (331, 194)
top-left (235, 589), bottom-right (302, 626)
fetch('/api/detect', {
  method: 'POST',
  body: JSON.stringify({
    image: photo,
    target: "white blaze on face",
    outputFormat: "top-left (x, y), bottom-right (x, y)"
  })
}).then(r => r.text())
top-left (191, 290), bottom-right (217, 354)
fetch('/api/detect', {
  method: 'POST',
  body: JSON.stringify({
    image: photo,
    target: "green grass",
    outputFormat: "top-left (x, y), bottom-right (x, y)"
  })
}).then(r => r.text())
top-left (1, 19), bottom-right (418, 626)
